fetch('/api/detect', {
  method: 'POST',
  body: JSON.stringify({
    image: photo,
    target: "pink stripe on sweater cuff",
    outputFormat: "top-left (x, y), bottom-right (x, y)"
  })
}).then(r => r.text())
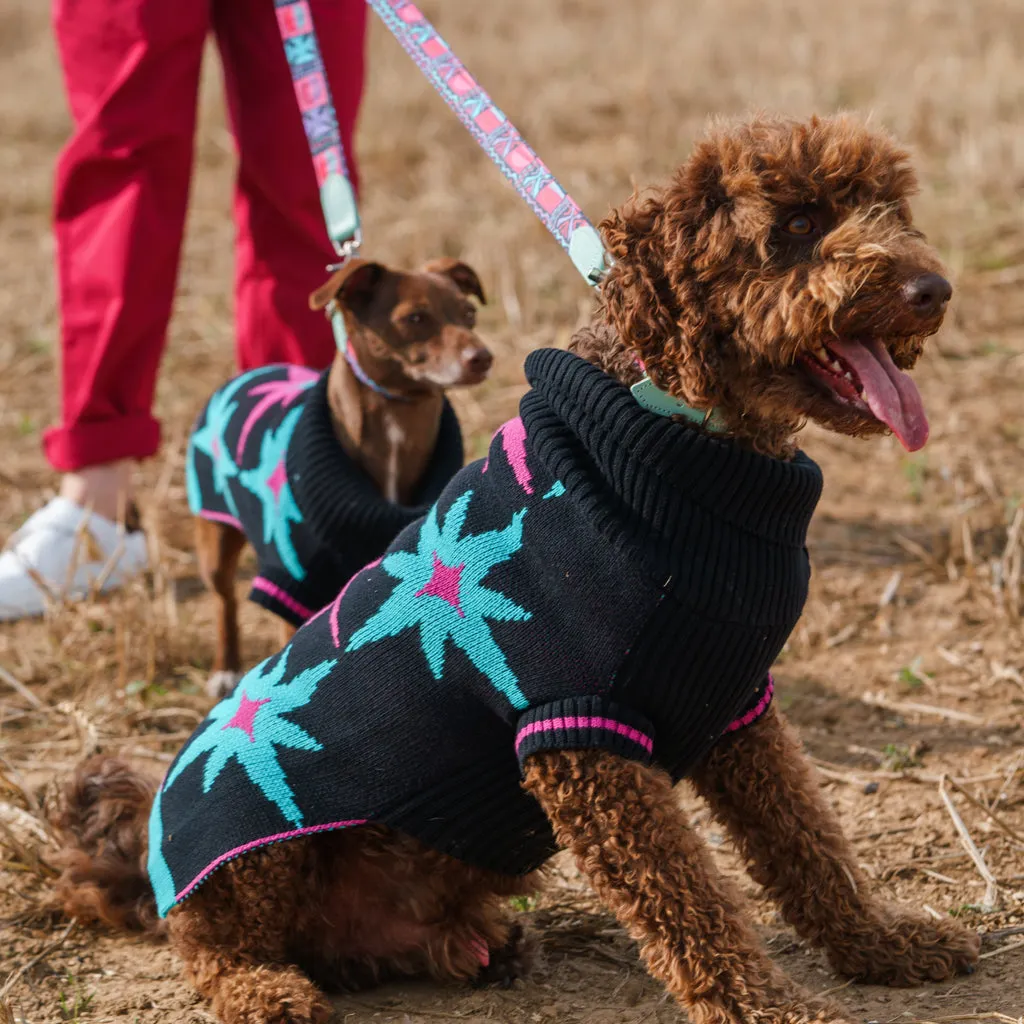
top-left (514, 714), bottom-right (654, 755)
top-left (723, 676), bottom-right (775, 734)
top-left (252, 576), bottom-right (314, 621)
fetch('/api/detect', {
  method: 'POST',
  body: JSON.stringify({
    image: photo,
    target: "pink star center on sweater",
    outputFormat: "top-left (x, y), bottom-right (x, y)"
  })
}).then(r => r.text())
top-left (266, 460), bottom-right (288, 502)
top-left (221, 691), bottom-right (271, 742)
top-left (414, 552), bottom-right (466, 617)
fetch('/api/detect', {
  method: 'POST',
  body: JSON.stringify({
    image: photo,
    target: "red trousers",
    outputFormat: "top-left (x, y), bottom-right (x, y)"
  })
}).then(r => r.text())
top-left (45, 0), bottom-right (367, 472)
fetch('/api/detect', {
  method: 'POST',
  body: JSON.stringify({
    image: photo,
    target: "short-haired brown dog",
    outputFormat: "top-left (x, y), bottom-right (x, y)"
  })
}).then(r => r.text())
top-left (55, 115), bottom-right (978, 1024)
top-left (193, 258), bottom-right (492, 699)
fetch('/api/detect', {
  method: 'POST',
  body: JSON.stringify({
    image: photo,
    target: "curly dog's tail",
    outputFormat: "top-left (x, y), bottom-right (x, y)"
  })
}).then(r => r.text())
top-left (53, 755), bottom-right (163, 936)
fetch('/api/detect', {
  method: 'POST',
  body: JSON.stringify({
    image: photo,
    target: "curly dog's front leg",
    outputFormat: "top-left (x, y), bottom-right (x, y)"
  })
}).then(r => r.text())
top-left (690, 705), bottom-right (980, 986)
top-left (522, 749), bottom-right (852, 1024)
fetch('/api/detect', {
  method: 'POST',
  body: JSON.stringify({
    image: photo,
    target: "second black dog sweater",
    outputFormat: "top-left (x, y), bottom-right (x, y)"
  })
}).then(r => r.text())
top-left (186, 364), bottom-right (465, 624)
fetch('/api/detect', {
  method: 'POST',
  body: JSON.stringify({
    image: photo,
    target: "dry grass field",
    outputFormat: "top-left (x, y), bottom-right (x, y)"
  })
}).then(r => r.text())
top-left (2, 0), bottom-right (1024, 1021)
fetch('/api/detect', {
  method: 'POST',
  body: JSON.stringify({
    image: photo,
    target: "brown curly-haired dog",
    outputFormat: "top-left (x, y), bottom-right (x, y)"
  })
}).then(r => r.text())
top-left (54, 114), bottom-right (978, 1024)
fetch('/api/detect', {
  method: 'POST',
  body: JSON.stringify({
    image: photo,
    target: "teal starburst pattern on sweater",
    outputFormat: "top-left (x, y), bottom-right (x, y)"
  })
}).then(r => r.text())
top-left (160, 647), bottom-right (335, 828)
top-left (186, 368), bottom-right (266, 519)
top-left (239, 405), bottom-right (306, 580)
top-left (147, 784), bottom-right (175, 915)
top-left (346, 489), bottom-right (532, 709)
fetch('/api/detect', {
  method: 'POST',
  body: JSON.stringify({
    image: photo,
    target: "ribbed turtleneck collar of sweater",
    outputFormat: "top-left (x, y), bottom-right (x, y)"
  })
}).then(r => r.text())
top-left (519, 347), bottom-right (823, 549)
top-left (287, 370), bottom-right (465, 550)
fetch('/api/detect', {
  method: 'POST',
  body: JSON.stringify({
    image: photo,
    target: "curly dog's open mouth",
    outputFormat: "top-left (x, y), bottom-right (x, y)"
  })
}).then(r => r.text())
top-left (798, 337), bottom-right (929, 451)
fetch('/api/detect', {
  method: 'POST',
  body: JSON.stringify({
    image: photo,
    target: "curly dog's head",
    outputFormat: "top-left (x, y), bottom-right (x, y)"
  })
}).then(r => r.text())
top-left (597, 114), bottom-right (948, 455)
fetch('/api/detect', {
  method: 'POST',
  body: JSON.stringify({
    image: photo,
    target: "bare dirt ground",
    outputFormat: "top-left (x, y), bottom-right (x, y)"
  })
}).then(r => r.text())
top-left (2, 0), bottom-right (1023, 1021)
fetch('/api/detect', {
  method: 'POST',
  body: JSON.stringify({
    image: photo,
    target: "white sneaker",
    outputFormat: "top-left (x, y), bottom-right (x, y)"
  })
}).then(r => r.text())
top-left (0, 498), bottom-right (149, 621)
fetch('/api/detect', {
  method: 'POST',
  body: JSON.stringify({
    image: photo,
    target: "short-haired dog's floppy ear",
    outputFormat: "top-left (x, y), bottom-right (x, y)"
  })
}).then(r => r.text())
top-left (308, 259), bottom-right (387, 313)
top-left (421, 258), bottom-right (487, 305)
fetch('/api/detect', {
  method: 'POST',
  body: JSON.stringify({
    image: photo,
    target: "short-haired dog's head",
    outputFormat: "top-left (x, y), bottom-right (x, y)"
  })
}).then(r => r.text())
top-left (310, 258), bottom-right (493, 392)
top-left (597, 114), bottom-right (948, 455)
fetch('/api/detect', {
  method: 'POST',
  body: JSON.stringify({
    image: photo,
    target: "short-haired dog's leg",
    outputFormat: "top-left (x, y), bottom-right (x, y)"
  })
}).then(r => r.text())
top-left (690, 705), bottom-right (980, 986)
top-left (194, 516), bottom-right (247, 700)
top-left (523, 750), bottom-right (853, 1024)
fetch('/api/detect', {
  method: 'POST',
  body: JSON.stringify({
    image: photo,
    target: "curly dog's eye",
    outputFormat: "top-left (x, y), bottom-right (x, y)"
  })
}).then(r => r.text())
top-left (783, 214), bottom-right (815, 236)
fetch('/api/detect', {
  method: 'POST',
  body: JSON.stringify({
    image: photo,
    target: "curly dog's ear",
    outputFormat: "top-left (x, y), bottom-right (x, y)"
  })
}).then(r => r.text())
top-left (599, 164), bottom-right (728, 409)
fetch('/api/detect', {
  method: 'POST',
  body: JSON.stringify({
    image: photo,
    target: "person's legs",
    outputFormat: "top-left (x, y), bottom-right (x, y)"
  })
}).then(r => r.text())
top-left (58, 461), bottom-right (134, 524)
top-left (0, 0), bottom-right (208, 619)
top-left (44, 0), bottom-right (209, 485)
top-left (213, 0), bottom-right (367, 372)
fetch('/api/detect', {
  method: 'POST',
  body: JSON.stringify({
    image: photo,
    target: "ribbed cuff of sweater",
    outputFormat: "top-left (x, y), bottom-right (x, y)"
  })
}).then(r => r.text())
top-left (514, 696), bottom-right (655, 771)
top-left (722, 675), bottom-right (775, 735)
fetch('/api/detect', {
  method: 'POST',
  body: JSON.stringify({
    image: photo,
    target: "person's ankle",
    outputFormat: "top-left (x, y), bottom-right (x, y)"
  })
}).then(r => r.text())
top-left (59, 461), bottom-right (138, 525)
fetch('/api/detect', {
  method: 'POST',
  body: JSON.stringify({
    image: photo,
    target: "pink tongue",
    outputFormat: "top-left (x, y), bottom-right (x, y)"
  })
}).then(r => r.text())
top-left (827, 338), bottom-right (929, 451)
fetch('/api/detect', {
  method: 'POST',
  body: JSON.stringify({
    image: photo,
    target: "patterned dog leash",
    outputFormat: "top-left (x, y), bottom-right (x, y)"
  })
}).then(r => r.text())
top-left (365, 0), bottom-right (608, 288)
top-left (275, 0), bottom-right (361, 260)
top-left (276, 0), bottom-right (608, 288)
top-left (276, 0), bottom-right (712, 424)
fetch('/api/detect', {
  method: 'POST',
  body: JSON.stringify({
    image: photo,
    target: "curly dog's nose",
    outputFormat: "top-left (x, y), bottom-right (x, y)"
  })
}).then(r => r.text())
top-left (902, 272), bottom-right (952, 316)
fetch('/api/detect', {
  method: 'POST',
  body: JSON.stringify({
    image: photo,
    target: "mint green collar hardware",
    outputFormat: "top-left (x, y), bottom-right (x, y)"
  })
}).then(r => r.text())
top-left (629, 376), bottom-right (728, 431)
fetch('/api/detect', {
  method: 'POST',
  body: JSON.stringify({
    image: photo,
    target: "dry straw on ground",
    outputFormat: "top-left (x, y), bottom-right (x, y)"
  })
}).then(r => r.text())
top-left (1, 0), bottom-right (1023, 1021)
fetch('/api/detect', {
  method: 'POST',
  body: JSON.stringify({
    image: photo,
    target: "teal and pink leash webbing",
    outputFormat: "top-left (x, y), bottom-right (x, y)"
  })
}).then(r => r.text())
top-left (363, 0), bottom-right (609, 288)
top-left (275, 0), bottom-right (609, 286)
top-left (274, 0), bottom-right (361, 260)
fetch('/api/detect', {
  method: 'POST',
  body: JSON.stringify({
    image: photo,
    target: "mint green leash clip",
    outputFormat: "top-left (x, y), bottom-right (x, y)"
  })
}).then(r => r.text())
top-left (321, 173), bottom-right (361, 263)
top-left (568, 225), bottom-right (610, 286)
top-left (321, 179), bottom-right (362, 354)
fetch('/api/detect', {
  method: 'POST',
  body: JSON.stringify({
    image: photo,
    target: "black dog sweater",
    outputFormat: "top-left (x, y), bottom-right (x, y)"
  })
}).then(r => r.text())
top-left (186, 364), bottom-right (464, 625)
top-left (152, 348), bottom-right (823, 915)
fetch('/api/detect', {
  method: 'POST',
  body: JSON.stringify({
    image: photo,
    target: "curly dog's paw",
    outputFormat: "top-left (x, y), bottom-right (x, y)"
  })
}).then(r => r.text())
top-left (259, 1000), bottom-right (334, 1024)
top-left (728, 1003), bottom-right (855, 1024)
top-left (212, 965), bottom-right (334, 1024)
top-left (826, 912), bottom-right (980, 986)
top-left (473, 923), bottom-right (537, 989)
